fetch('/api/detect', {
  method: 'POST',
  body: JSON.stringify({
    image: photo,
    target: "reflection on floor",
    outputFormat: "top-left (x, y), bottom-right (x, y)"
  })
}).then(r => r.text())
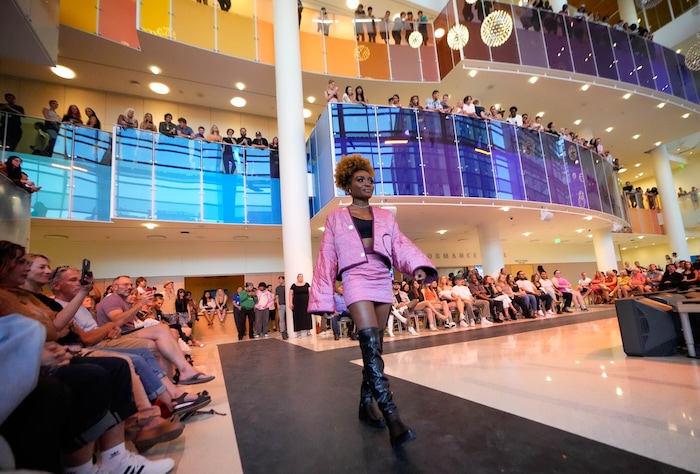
top-left (153, 307), bottom-right (700, 473)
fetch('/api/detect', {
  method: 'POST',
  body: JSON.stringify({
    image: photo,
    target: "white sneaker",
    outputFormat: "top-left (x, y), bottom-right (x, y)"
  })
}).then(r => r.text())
top-left (408, 327), bottom-right (419, 336)
top-left (469, 318), bottom-right (476, 327)
top-left (102, 452), bottom-right (175, 474)
top-left (388, 329), bottom-right (395, 337)
top-left (537, 310), bottom-right (545, 317)
top-left (320, 330), bottom-right (329, 337)
top-left (459, 319), bottom-right (469, 328)
top-left (445, 320), bottom-right (456, 329)
top-left (545, 310), bottom-right (555, 317)
top-left (430, 325), bottom-right (438, 331)
top-left (481, 318), bottom-right (493, 326)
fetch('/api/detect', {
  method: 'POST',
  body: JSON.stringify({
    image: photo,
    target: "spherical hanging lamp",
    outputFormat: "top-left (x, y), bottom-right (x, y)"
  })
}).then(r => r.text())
top-left (447, 24), bottom-right (469, 50)
top-left (408, 31), bottom-right (423, 48)
top-left (354, 44), bottom-right (370, 61)
top-left (685, 42), bottom-right (700, 71)
top-left (480, 10), bottom-right (513, 48)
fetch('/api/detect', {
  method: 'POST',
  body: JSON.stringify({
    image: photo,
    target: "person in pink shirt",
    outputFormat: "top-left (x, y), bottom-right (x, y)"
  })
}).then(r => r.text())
top-left (551, 270), bottom-right (588, 311)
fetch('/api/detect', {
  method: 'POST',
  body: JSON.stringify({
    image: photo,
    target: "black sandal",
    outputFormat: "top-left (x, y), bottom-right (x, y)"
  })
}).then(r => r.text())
top-left (172, 391), bottom-right (211, 416)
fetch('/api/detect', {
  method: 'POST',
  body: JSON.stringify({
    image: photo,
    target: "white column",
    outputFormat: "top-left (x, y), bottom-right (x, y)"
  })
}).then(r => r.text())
top-left (273, 0), bottom-right (314, 335)
top-left (617, 0), bottom-right (638, 24)
top-left (477, 224), bottom-right (504, 278)
top-left (650, 147), bottom-right (690, 260)
top-left (592, 228), bottom-right (619, 272)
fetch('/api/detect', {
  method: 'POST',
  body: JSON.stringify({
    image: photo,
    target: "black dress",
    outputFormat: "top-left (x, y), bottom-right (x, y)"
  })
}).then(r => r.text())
top-left (291, 282), bottom-right (312, 331)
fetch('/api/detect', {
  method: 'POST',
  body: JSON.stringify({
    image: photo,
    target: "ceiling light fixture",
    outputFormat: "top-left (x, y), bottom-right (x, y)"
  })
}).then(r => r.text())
top-left (580, 84), bottom-right (590, 91)
top-left (622, 93), bottom-right (632, 99)
top-left (536, 111), bottom-right (545, 117)
top-left (501, 206), bottom-right (510, 212)
top-left (656, 102), bottom-right (665, 109)
top-left (447, 24), bottom-right (469, 50)
top-left (605, 127), bottom-right (614, 132)
top-left (654, 141), bottom-right (662, 146)
top-left (584, 216), bottom-right (593, 220)
top-left (522, 232), bottom-right (531, 237)
top-left (230, 97), bottom-right (246, 107)
top-left (574, 119), bottom-right (582, 125)
top-left (235, 82), bottom-right (246, 90)
top-left (303, 108), bottom-right (312, 118)
top-left (307, 96), bottom-right (316, 103)
top-left (528, 76), bottom-right (538, 84)
top-left (618, 167), bottom-right (627, 173)
top-left (468, 69), bottom-right (477, 77)
top-left (635, 163), bottom-right (641, 167)
top-left (480, 10), bottom-right (513, 47)
top-left (632, 134), bottom-right (640, 140)
top-left (149, 65), bottom-right (161, 75)
top-left (144, 223), bottom-right (157, 230)
top-left (437, 229), bottom-right (447, 235)
top-left (682, 113), bottom-right (690, 118)
top-left (434, 28), bottom-right (445, 39)
top-left (51, 65), bottom-right (76, 79)
top-left (149, 82), bottom-right (169, 94)
top-left (346, 0), bottom-right (359, 9)
top-left (408, 31), bottom-right (424, 48)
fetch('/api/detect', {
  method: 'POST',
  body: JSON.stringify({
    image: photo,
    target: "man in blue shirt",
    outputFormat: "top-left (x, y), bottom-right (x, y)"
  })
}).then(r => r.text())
top-left (176, 117), bottom-right (194, 139)
top-left (332, 285), bottom-right (352, 341)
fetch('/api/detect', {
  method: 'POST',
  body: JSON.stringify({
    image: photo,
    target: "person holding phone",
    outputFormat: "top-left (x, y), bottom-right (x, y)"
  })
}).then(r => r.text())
top-left (308, 154), bottom-right (437, 449)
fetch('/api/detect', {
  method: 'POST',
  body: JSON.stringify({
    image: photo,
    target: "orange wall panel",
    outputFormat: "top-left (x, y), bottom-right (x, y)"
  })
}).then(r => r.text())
top-left (60, 0), bottom-right (97, 33)
top-left (300, 32), bottom-right (325, 74)
top-left (359, 42), bottom-right (390, 80)
top-left (325, 37), bottom-right (358, 79)
top-left (257, 20), bottom-right (275, 65)
top-left (99, 0), bottom-right (139, 48)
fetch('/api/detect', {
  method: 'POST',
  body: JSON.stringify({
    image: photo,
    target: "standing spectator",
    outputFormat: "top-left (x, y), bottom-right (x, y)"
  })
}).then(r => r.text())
top-left (62, 105), bottom-right (83, 125)
top-left (317, 7), bottom-right (330, 36)
top-left (160, 280), bottom-right (177, 324)
top-left (417, 10), bottom-right (428, 45)
top-left (239, 282), bottom-right (257, 340)
top-left (324, 79), bottom-right (339, 103)
top-left (289, 273), bottom-right (312, 337)
top-left (222, 128), bottom-right (236, 174)
top-left (379, 10), bottom-right (391, 43)
top-left (41, 99), bottom-right (61, 156)
top-left (251, 131), bottom-right (268, 149)
top-left (342, 86), bottom-right (355, 103)
top-left (158, 113), bottom-right (177, 137)
top-left (506, 106), bottom-right (522, 126)
top-left (392, 12), bottom-right (404, 44)
top-left (236, 128), bottom-right (252, 146)
top-left (214, 288), bottom-right (227, 324)
top-left (176, 118), bottom-right (194, 138)
top-left (0, 93), bottom-right (25, 151)
top-left (84, 108), bottom-right (101, 129)
top-left (254, 282), bottom-right (273, 338)
top-left (355, 4), bottom-right (366, 42)
top-left (366, 7), bottom-right (377, 42)
top-left (274, 276), bottom-right (288, 340)
top-left (140, 113), bottom-right (157, 132)
top-left (117, 108), bottom-right (138, 128)
top-left (231, 287), bottom-right (243, 339)
top-left (3, 156), bottom-right (40, 193)
top-left (404, 11), bottom-right (414, 43)
top-left (355, 86), bottom-right (368, 106)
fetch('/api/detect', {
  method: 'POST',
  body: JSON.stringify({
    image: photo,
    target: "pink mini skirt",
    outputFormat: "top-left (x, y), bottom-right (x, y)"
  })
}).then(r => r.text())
top-left (341, 252), bottom-right (393, 307)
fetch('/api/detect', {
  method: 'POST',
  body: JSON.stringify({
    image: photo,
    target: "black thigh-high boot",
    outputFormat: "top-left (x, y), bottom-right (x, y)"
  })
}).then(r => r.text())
top-left (358, 377), bottom-right (385, 428)
top-left (358, 327), bottom-right (416, 448)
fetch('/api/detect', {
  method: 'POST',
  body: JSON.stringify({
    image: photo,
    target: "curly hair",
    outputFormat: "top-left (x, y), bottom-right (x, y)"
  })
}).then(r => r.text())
top-left (334, 154), bottom-right (375, 190)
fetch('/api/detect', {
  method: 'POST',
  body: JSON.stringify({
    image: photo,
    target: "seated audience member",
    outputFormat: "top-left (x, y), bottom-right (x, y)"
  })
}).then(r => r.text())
top-left (485, 275), bottom-right (517, 320)
top-left (588, 270), bottom-right (610, 303)
top-left (117, 108), bottom-right (138, 128)
top-left (390, 280), bottom-right (418, 336)
top-left (437, 274), bottom-right (462, 318)
top-left (468, 272), bottom-right (502, 323)
top-left (603, 270), bottom-right (618, 301)
top-left (96, 275), bottom-right (215, 385)
top-left (199, 290), bottom-right (216, 325)
top-left (3, 156), bottom-right (41, 193)
top-left (423, 281), bottom-right (455, 327)
top-left (577, 272), bottom-right (592, 296)
top-left (140, 113), bottom-right (157, 132)
top-left (681, 261), bottom-right (699, 287)
top-left (236, 128), bottom-right (253, 146)
top-left (552, 270), bottom-right (588, 311)
top-left (516, 271), bottom-right (552, 317)
top-left (159, 113), bottom-right (178, 137)
top-left (406, 280), bottom-right (441, 331)
top-left (538, 271), bottom-right (563, 313)
top-left (176, 117), bottom-right (195, 139)
top-left (627, 268), bottom-right (652, 294)
top-left (195, 126), bottom-right (207, 139)
top-left (645, 263), bottom-right (663, 289)
top-left (614, 269), bottom-right (632, 299)
top-left (0, 241), bottom-right (175, 474)
top-left (333, 284), bottom-right (360, 339)
top-left (659, 264), bottom-right (684, 291)
top-left (507, 273), bottom-right (537, 318)
top-left (451, 274), bottom-right (479, 327)
top-left (62, 104), bottom-right (83, 125)
top-left (251, 131), bottom-right (269, 149)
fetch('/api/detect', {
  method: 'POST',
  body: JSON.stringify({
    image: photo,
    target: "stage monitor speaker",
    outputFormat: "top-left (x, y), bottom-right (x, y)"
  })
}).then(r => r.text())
top-left (615, 297), bottom-right (680, 357)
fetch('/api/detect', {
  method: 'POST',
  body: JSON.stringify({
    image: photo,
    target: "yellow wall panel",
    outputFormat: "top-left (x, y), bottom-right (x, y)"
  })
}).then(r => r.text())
top-left (139, 0), bottom-right (171, 38)
top-left (300, 32), bottom-right (325, 74)
top-left (257, 20), bottom-right (275, 65)
top-left (217, 13), bottom-right (255, 60)
top-left (60, 0), bottom-right (98, 33)
top-left (325, 37), bottom-right (359, 79)
top-left (172, 0), bottom-right (215, 50)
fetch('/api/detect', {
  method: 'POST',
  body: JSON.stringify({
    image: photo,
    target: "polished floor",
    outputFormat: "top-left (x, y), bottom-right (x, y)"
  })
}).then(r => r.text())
top-left (147, 307), bottom-right (700, 473)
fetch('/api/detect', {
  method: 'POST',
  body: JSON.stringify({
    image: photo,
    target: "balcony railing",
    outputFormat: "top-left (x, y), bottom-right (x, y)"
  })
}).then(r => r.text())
top-left (309, 104), bottom-right (627, 223)
top-left (0, 113), bottom-right (281, 225)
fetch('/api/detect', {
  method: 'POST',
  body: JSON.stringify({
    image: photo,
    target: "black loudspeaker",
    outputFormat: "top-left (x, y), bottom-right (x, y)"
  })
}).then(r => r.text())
top-left (615, 297), bottom-right (680, 357)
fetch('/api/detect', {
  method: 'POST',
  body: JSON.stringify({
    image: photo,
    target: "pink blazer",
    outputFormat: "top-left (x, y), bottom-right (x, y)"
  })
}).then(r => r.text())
top-left (308, 206), bottom-right (437, 314)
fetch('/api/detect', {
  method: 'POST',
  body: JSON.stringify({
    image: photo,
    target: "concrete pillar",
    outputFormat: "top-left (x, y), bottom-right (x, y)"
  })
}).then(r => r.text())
top-left (650, 147), bottom-right (690, 260)
top-left (617, 0), bottom-right (638, 24)
top-left (477, 224), bottom-right (504, 278)
top-left (273, 0), bottom-right (314, 336)
top-left (592, 228), bottom-right (619, 272)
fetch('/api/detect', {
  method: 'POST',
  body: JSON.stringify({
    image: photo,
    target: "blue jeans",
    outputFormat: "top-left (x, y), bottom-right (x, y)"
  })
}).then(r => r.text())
top-left (101, 347), bottom-right (166, 401)
top-left (332, 311), bottom-right (350, 336)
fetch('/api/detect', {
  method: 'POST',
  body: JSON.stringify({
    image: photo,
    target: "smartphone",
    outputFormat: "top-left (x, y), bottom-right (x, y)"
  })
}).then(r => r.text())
top-left (80, 259), bottom-right (92, 286)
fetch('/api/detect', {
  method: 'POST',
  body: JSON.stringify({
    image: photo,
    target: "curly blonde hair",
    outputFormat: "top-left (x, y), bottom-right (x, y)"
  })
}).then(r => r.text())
top-left (334, 154), bottom-right (375, 190)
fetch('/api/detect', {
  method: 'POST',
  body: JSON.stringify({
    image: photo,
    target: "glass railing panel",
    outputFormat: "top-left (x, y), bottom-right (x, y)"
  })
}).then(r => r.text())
top-left (603, 158), bottom-right (624, 220)
top-left (630, 35), bottom-right (656, 90)
top-left (325, 34), bottom-right (359, 78)
top-left (578, 147), bottom-right (602, 212)
top-left (243, 147), bottom-right (277, 224)
top-left (332, 104), bottom-right (379, 157)
top-left (541, 11), bottom-right (573, 72)
top-left (69, 127), bottom-right (112, 221)
top-left (662, 48), bottom-right (686, 99)
top-left (153, 147), bottom-right (201, 222)
top-left (139, 0), bottom-right (171, 38)
top-left (562, 140), bottom-right (588, 210)
top-left (202, 142), bottom-right (245, 224)
top-left (488, 121), bottom-right (526, 200)
top-left (462, 21), bottom-right (491, 61)
top-left (647, 42), bottom-right (673, 95)
top-left (513, 6), bottom-right (548, 68)
top-left (592, 151), bottom-right (613, 215)
top-left (678, 57), bottom-right (700, 104)
top-left (388, 45), bottom-right (422, 81)
top-left (516, 128), bottom-right (550, 204)
top-left (217, 9), bottom-right (256, 61)
top-left (609, 29), bottom-right (639, 86)
top-left (116, 129), bottom-right (155, 165)
top-left (300, 30), bottom-right (327, 74)
top-left (359, 42), bottom-right (391, 80)
top-left (540, 133), bottom-right (572, 206)
top-left (314, 108), bottom-right (335, 210)
top-left (420, 39), bottom-right (440, 82)
top-left (373, 107), bottom-right (423, 196)
top-left (454, 115), bottom-right (495, 199)
top-left (588, 22), bottom-right (618, 81)
top-left (567, 18), bottom-right (597, 76)
top-left (154, 135), bottom-right (197, 169)
top-left (99, 0), bottom-right (139, 48)
top-left (59, 0), bottom-right (97, 34)
top-left (18, 154), bottom-right (70, 219)
top-left (113, 156), bottom-right (153, 220)
top-left (72, 127), bottom-right (111, 164)
top-left (419, 111), bottom-right (463, 197)
top-left (490, 5), bottom-right (520, 65)
top-left (172, 0), bottom-right (215, 51)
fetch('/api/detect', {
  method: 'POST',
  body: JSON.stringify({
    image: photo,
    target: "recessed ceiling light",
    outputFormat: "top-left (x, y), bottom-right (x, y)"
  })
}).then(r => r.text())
top-left (587, 234), bottom-right (593, 238)
top-left (676, 49), bottom-right (682, 54)
top-left (632, 134), bottom-right (640, 140)
top-left (522, 232), bottom-right (531, 237)
top-left (536, 111), bottom-right (545, 117)
top-left (147, 235), bottom-right (166, 240)
top-left (584, 216), bottom-right (593, 220)
top-left (303, 108), bottom-right (312, 118)
top-left (654, 141), bottom-right (662, 146)
top-left (144, 223), bottom-right (157, 230)
top-left (232, 235), bottom-right (249, 241)
top-left (638, 172), bottom-right (644, 176)
top-left (580, 84), bottom-right (590, 91)
top-left (469, 70), bottom-right (477, 77)
top-left (682, 113), bottom-right (690, 119)
top-left (576, 228), bottom-right (583, 233)
top-left (149, 82), bottom-right (169, 94)
top-left (656, 102), bottom-right (665, 109)
top-left (634, 163), bottom-right (641, 167)
top-left (621, 247), bottom-right (627, 250)
top-left (528, 77), bottom-right (538, 84)
top-left (501, 206), bottom-right (510, 212)
top-left (618, 167), bottom-right (627, 173)
top-left (434, 28), bottom-right (445, 39)
top-left (574, 119), bottom-right (582, 125)
top-left (318, 226), bottom-right (325, 232)
top-left (346, 0), bottom-right (359, 9)
top-left (494, 103), bottom-right (501, 110)
top-left (43, 234), bottom-right (69, 240)
top-left (622, 93), bottom-right (631, 100)
top-left (437, 229), bottom-right (447, 235)
top-left (230, 97), bottom-right (246, 107)
top-left (605, 127), bottom-right (614, 132)
top-left (149, 65), bottom-right (161, 75)
top-left (51, 65), bottom-right (76, 79)
top-left (307, 96), bottom-right (316, 103)
top-left (235, 82), bottom-right (246, 90)
top-left (638, 235), bottom-right (644, 239)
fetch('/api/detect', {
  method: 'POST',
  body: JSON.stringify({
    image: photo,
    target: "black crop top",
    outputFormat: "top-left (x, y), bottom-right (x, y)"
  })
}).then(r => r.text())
top-left (352, 216), bottom-right (373, 239)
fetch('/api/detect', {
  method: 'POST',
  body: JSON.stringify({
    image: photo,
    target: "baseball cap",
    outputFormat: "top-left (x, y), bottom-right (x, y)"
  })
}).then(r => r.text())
top-left (255, 131), bottom-right (262, 136)
top-left (453, 275), bottom-right (464, 280)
